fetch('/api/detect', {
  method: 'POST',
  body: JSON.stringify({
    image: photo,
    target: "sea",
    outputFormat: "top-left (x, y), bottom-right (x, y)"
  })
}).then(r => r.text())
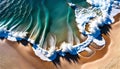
top-left (0, 0), bottom-right (120, 61)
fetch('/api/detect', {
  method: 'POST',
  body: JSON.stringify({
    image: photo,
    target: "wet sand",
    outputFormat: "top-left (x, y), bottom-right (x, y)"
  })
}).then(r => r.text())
top-left (0, 14), bottom-right (120, 69)
top-left (82, 15), bottom-right (120, 69)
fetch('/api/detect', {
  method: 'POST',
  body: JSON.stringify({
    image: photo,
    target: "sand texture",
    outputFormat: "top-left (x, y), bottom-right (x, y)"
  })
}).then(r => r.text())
top-left (0, 14), bottom-right (120, 69)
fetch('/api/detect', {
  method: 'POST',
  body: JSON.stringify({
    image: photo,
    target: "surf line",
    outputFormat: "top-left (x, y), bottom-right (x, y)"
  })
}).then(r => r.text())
top-left (32, 0), bottom-right (116, 61)
top-left (0, 0), bottom-right (120, 61)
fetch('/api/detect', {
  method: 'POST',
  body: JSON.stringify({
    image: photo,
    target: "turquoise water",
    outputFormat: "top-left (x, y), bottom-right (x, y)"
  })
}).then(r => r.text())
top-left (0, 0), bottom-right (89, 47)
top-left (1, 0), bottom-right (119, 61)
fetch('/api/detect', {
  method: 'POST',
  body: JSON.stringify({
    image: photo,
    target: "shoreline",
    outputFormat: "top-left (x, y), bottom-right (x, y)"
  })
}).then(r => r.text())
top-left (0, 13), bottom-right (120, 69)
top-left (81, 14), bottom-right (120, 69)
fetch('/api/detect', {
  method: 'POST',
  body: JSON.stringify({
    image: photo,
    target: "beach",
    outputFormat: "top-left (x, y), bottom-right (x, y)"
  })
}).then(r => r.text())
top-left (0, 13), bottom-right (120, 69)
top-left (82, 13), bottom-right (120, 69)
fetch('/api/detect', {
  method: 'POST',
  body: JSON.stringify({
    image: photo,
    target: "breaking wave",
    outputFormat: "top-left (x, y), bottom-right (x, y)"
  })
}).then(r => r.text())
top-left (0, 0), bottom-right (120, 61)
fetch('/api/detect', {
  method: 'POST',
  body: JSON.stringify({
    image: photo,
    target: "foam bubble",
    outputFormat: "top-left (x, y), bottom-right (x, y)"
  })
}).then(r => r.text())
top-left (0, 0), bottom-right (120, 61)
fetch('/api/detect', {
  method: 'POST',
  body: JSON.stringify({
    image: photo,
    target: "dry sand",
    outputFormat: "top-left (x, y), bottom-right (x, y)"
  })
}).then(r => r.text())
top-left (82, 14), bottom-right (120, 69)
top-left (0, 14), bottom-right (120, 69)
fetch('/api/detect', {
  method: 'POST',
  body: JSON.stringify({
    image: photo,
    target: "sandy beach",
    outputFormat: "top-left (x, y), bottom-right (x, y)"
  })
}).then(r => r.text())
top-left (82, 13), bottom-right (120, 69)
top-left (0, 13), bottom-right (120, 69)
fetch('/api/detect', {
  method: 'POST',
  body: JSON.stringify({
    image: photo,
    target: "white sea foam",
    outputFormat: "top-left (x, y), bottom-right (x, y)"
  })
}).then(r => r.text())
top-left (93, 37), bottom-right (105, 46)
top-left (7, 36), bottom-right (17, 41)
top-left (111, 1), bottom-right (120, 18)
top-left (0, 0), bottom-right (120, 61)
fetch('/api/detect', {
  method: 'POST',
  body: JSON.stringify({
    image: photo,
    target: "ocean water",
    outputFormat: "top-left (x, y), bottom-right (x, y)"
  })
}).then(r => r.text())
top-left (0, 0), bottom-right (120, 61)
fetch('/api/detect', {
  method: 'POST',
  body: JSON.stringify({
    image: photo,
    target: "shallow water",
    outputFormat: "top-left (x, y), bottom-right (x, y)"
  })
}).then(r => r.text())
top-left (0, 0), bottom-right (89, 45)
top-left (0, 0), bottom-right (120, 61)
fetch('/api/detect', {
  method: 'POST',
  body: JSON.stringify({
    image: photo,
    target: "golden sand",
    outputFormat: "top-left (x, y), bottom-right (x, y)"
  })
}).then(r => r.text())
top-left (82, 15), bottom-right (120, 69)
top-left (0, 14), bottom-right (120, 69)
